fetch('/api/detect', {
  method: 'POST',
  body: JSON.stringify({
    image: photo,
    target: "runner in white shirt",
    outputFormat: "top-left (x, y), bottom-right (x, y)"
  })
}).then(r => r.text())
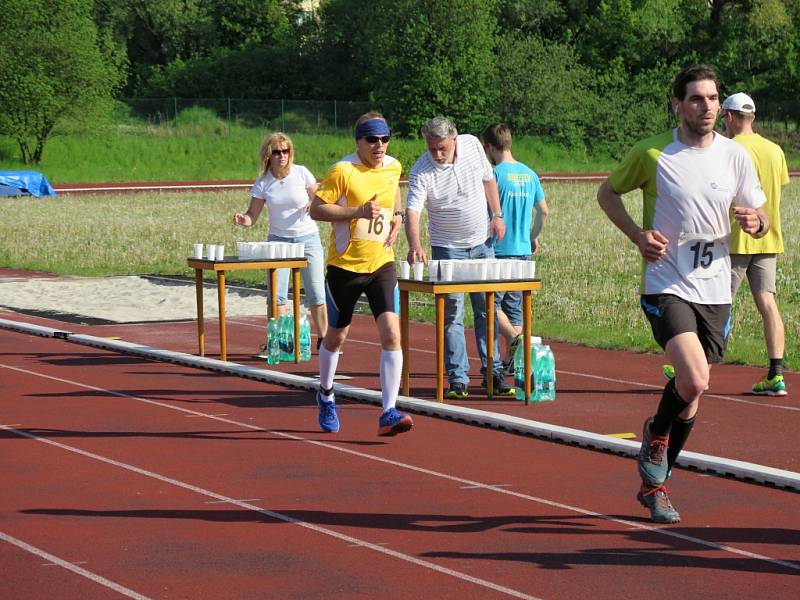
top-left (597, 65), bottom-right (768, 524)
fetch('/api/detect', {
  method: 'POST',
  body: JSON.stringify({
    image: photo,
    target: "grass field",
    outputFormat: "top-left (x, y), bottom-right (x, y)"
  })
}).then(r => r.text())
top-left (0, 115), bottom-right (619, 183)
top-left (2, 180), bottom-right (797, 372)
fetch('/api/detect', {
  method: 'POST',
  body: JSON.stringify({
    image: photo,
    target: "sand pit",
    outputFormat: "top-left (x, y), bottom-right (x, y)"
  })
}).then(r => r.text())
top-left (0, 275), bottom-right (269, 323)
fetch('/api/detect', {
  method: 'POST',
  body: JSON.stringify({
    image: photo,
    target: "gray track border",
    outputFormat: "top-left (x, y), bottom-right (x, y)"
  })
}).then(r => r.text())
top-left (2, 317), bottom-right (798, 492)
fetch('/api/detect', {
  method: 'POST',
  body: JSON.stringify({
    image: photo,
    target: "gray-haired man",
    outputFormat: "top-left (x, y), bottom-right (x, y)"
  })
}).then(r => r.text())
top-left (404, 116), bottom-right (511, 398)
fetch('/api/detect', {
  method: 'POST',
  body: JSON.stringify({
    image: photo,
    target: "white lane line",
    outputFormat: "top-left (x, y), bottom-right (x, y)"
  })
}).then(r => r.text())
top-left (0, 531), bottom-right (149, 599)
top-left (557, 369), bottom-right (800, 412)
top-left (2, 425), bottom-right (539, 600)
top-left (2, 363), bottom-right (799, 574)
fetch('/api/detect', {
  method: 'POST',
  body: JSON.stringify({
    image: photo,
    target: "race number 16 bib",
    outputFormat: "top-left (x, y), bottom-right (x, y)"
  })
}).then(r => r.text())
top-left (352, 207), bottom-right (393, 243)
top-left (677, 232), bottom-right (726, 279)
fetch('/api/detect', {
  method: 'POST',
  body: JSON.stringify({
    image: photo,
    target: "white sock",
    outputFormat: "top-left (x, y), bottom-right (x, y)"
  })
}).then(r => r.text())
top-left (379, 349), bottom-right (403, 413)
top-left (318, 344), bottom-right (340, 400)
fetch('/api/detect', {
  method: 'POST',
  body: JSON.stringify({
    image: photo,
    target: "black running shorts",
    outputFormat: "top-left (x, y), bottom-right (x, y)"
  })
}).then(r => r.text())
top-left (640, 294), bottom-right (730, 363)
top-left (325, 262), bottom-right (399, 329)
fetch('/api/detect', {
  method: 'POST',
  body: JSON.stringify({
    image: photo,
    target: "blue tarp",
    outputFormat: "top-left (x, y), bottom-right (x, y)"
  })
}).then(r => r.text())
top-left (0, 171), bottom-right (56, 197)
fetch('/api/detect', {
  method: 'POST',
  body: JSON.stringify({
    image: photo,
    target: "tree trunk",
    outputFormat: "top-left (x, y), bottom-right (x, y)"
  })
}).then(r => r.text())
top-left (18, 140), bottom-right (32, 164)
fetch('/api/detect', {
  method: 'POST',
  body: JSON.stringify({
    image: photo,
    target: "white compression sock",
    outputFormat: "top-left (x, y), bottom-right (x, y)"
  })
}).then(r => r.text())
top-left (318, 343), bottom-right (340, 398)
top-left (379, 349), bottom-right (403, 412)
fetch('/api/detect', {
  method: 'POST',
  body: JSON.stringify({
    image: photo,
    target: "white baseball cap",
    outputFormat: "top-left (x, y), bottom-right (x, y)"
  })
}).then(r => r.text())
top-left (722, 92), bottom-right (756, 114)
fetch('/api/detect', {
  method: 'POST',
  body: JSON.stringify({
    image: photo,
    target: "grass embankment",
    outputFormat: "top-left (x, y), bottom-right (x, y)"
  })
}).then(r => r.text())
top-left (0, 116), bottom-right (618, 183)
top-left (1, 114), bottom-right (797, 182)
top-left (2, 181), bottom-right (798, 371)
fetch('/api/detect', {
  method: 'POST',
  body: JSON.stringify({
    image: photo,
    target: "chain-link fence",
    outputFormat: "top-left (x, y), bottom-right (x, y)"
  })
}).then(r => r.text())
top-left (114, 98), bottom-right (374, 133)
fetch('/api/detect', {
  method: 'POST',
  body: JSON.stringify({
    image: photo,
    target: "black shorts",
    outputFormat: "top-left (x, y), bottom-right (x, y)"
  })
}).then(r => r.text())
top-left (325, 262), bottom-right (399, 328)
top-left (640, 294), bottom-right (730, 363)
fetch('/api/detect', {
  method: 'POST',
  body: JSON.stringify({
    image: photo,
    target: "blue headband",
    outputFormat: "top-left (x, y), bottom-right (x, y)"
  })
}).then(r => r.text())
top-left (355, 119), bottom-right (390, 139)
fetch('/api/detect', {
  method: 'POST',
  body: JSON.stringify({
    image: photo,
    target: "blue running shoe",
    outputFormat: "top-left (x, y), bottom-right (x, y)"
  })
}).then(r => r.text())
top-left (316, 390), bottom-right (339, 433)
top-left (378, 407), bottom-right (413, 436)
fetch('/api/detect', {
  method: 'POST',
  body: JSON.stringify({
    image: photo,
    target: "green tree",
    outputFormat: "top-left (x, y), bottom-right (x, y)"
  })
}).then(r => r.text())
top-left (0, 0), bottom-right (123, 163)
top-left (366, 0), bottom-right (500, 135)
top-left (495, 34), bottom-right (591, 147)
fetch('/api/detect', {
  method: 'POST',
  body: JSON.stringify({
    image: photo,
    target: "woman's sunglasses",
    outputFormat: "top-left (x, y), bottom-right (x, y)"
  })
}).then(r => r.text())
top-left (271, 148), bottom-right (290, 156)
top-left (363, 135), bottom-right (390, 144)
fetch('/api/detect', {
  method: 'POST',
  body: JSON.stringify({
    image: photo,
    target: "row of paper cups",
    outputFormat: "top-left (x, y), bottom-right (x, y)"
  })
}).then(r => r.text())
top-left (195, 243), bottom-right (226, 261)
top-left (400, 258), bottom-right (536, 282)
top-left (237, 241), bottom-right (305, 259)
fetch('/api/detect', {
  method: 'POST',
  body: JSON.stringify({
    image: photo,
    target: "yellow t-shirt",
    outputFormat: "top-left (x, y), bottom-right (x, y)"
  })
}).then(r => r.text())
top-left (315, 153), bottom-right (401, 273)
top-left (729, 133), bottom-right (790, 254)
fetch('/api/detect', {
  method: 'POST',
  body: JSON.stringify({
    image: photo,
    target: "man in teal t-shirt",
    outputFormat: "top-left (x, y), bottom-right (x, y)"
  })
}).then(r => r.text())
top-left (481, 123), bottom-right (548, 375)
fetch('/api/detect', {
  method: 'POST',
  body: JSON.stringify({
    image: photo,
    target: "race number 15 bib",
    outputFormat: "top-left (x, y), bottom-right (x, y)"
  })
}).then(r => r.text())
top-left (677, 233), bottom-right (726, 279)
top-left (352, 207), bottom-right (393, 243)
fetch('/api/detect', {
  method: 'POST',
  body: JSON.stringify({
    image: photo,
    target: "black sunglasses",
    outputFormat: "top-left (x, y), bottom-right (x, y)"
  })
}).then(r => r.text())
top-left (271, 148), bottom-right (290, 156)
top-left (363, 135), bottom-right (390, 144)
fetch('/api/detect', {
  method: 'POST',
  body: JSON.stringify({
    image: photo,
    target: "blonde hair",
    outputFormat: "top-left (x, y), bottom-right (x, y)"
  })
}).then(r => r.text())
top-left (258, 132), bottom-right (294, 178)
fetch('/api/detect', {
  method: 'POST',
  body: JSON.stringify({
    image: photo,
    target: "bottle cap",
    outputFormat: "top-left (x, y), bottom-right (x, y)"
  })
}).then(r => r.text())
top-left (531, 336), bottom-right (542, 344)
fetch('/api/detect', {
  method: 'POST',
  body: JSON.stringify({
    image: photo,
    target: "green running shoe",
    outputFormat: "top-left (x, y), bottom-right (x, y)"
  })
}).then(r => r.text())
top-left (445, 382), bottom-right (469, 400)
top-left (752, 374), bottom-right (787, 396)
top-left (637, 484), bottom-right (681, 524)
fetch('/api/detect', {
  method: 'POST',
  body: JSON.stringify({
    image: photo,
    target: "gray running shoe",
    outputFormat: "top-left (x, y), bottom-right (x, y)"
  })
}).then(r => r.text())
top-left (637, 484), bottom-right (681, 524)
top-left (638, 417), bottom-right (669, 487)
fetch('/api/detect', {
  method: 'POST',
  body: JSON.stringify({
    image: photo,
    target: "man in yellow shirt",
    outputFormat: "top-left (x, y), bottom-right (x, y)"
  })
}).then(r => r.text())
top-left (722, 93), bottom-right (791, 396)
top-left (310, 112), bottom-right (413, 436)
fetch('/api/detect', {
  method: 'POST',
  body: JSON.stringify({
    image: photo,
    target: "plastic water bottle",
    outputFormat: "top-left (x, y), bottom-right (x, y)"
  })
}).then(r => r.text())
top-left (538, 345), bottom-right (556, 401)
top-left (266, 318), bottom-right (280, 365)
top-left (299, 311), bottom-right (312, 361)
top-left (279, 313), bottom-right (295, 362)
top-left (515, 336), bottom-right (543, 401)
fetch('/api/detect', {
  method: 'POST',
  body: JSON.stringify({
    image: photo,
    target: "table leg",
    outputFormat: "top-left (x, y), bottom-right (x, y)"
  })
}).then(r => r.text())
top-left (292, 267), bottom-right (301, 362)
top-left (268, 269), bottom-right (278, 320)
top-left (486, 291), bottom-right (495, 400)
top-left (194, 268), bottom-right (205, 356)
top-left (436, 294), bottom-right (445, 402)
top-left (400, 290), bottom-right (410, 396)
top-left (523, 291), bottom-right (533, 405)
top-left (217, 270), bottom-right (227, 361)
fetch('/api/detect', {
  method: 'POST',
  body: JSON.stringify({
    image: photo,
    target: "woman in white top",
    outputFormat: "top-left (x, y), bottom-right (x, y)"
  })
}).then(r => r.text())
top-left (233, 132), bottom-right (328, 356)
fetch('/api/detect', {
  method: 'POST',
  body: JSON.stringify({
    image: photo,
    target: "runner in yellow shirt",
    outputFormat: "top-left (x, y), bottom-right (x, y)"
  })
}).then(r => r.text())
top-left (309, 112), bottom-right (413, 436)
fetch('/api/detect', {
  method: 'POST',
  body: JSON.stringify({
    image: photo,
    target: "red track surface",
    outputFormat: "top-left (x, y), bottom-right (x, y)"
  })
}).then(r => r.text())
top-left (1, 270), bottom-right (799, 599)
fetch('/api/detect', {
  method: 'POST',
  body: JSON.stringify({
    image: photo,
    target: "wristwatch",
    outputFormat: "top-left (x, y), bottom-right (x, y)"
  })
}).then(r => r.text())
top-left (492, 212), bottom-right (504, 220)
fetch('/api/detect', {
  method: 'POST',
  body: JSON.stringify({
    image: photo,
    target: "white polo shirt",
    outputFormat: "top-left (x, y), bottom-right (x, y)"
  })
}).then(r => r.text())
top-left (406, 134), bottom-right (494, 248)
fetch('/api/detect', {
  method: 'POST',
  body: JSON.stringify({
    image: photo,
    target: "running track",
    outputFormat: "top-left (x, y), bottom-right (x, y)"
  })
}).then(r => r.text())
top-left (1, 272), bottom-right (799, 598)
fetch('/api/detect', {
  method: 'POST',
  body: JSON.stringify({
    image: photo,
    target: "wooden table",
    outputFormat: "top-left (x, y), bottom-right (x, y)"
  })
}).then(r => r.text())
top-left (187, 257), bottom-right (308, 362)
top-left (399, 278), bottom-right (542, 403)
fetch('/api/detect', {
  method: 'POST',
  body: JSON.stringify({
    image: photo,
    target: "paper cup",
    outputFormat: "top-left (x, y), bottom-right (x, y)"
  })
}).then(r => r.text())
top-left (399, 261), bottom-right (410, 279)
top-left (427, 260), bottom-right (440, 281)
top-left (293, 243), bottom-right (305, 258)
top-left (216, 245), bottom-right (225, 261)
top-left (413, 261), bottom-right (424, 280)
top-left (440, 261), bottom-right (454, 282)
top-left (525, 260), bottom-right (536, 279)
top-left (194, 243), bottom-right (204, 259)
top-left (206, 244), bottom-right (217, 260)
